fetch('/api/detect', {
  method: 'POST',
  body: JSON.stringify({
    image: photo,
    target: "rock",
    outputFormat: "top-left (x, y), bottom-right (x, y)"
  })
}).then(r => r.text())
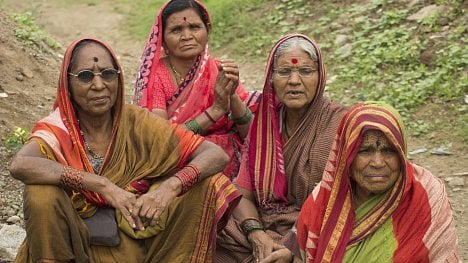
top-left (445, 177), bottom-right (465, 187)
top-left (407, 5), bottom-right (444, 21)
top-left (21, 68), bottom-right (34, 78)
top-left (420, 49), bottom-right (436, 66)
top-left (15, 74), bottom-right (24, 82)
top-left (6, 210), bottom-right (15, 217)
top-left (0, 224), bottom-right (26, 261)
top-left (6, 215), bottom-right (20, 224)
top-left (335, 34), bottom-right (348, 46)
top-left (337, 43), bottom-right (352, 58)
top-left (0, 92), bottom-right (7, 98)
top-left (408, 0), bottom-right (423, 8)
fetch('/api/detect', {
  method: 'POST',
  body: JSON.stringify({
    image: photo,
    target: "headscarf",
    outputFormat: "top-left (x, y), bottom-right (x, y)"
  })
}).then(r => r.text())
top-left (296, 101), bottom-right (459, 262)
top-left (237, 33), bottom-right (347, 210)
top-left (30, 38), bottom-right (203, 216)
top-left (132, 0), bottom-right (249, 128)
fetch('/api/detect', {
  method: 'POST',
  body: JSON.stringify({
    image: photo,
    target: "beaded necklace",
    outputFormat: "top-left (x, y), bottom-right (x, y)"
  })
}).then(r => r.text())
top-left (80, 130), bottom-right (104, 173)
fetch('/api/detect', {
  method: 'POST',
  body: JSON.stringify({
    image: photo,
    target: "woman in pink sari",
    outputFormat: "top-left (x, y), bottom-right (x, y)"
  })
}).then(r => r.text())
top-left (133, 0), bottom-right (259, 179)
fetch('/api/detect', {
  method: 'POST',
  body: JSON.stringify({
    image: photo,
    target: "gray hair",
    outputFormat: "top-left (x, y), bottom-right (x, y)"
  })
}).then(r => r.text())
top-left (273, 36), bottom-right (318, 65)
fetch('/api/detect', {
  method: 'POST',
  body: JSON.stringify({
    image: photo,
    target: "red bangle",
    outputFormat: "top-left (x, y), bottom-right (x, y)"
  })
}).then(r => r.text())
top-left (203, 110), bottom-right (216, 123)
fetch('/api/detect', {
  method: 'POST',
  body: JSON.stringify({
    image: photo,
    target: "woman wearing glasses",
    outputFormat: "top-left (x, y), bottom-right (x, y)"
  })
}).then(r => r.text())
top-left (216, 34), bottom-right (347, 263)
top-left (9, 38), bottom-right (241, 262)
top-left (133, 0), bottom-right (260, 180)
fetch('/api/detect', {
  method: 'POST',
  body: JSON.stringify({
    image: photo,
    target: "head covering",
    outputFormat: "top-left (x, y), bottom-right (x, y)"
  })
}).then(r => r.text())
top-left (237, 33), bottom-right (347, 209)
top-left (296, 101), bottom-right (459, 262)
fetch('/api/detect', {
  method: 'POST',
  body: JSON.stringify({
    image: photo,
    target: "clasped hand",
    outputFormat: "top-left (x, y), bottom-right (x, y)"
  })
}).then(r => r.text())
top-left (213, 59), bottom-right (240, 113)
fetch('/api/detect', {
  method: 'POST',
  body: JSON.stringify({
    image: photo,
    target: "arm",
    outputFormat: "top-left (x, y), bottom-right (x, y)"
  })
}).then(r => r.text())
top-left (232, 188), bottom-right (275, 261)
top-left (9, 140), bottom-right (141, 227)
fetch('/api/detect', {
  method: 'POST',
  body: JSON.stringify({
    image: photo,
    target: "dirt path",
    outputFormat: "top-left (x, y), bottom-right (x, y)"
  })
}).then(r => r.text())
top-left (1, 0), bottom-right (466, 260)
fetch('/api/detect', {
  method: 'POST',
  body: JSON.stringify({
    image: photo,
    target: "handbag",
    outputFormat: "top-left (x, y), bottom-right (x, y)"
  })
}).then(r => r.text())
top-left (83, 207), bottom-right (121, 246)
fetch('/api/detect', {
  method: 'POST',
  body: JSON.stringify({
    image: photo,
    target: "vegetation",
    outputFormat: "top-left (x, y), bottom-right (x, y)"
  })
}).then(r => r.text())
top-left (2, 127), bottom-right (29, 150)
top-left (11, 11), bottom-right (61, 52)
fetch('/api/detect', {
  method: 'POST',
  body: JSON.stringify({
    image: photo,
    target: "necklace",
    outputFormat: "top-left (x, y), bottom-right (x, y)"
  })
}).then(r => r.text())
top-left (80, 130), bottom-right (104, 172)
top-left (168, 61), bottom-right (183, 85)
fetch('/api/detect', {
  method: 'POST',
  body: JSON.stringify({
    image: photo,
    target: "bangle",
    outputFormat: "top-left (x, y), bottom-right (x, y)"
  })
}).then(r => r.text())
top-left (230, 105), bottom-right (253, 125)
top-left (60, 166), bottom-right (84, 191)
top-left (203, 110), bottom-right (216, 123)
top-left (240, 218), bottom-right (264, 236)
top-left (174, 164), bottom-right (202, 195)
top-left (185, 119), bottom-right (206, 135)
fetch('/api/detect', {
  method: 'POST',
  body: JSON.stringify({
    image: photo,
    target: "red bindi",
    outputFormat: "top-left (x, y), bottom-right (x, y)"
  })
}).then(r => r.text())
top-left (291, 58), bottom-right (298, 64)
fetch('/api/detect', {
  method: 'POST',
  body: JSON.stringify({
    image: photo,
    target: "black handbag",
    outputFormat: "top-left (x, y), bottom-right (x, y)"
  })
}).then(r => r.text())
top-left (83, 207), bottom-right (121, 246)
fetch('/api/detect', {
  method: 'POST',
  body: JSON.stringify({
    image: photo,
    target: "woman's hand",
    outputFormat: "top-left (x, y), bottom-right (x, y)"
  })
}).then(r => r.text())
top-left (248, 230), bottom-right (275, 261)
top-left (98, 180), bottom-right (140, 229)
top-left (219, 59), bottom-right (240, 94)
top-left (213, 59), bottom-right (239, 113)
top-left (259, 248), bottom-right (295, 263)
top-left (130, 177), bottom-right (181, 230)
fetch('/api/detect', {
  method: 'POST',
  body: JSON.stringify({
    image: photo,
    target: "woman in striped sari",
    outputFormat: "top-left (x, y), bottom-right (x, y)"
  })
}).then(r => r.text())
top-left (295, 101), bottom-right (459, 262)
top-left (216, 34), bottom-right (347, 262)
top-left (9, 38), bottom-right (241, 263)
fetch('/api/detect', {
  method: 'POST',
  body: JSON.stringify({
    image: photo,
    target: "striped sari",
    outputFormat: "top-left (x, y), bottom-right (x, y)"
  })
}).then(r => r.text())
top-left (15, 38), bottom-right (241, 263)
top-left (216, 34), bottom-right (346, 262)
top-left (296, 101), bottom-right (459, 262)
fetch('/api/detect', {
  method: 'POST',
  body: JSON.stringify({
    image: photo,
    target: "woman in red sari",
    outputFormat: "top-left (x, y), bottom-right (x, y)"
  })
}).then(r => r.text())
top-left (9, 38), bottom-right (241, 262)
top-left (216, 34), bottom-right (347, 262)
top-left (295, 101), bottom-right (459, 262)
top-left (133, 0), bottom-right (258, 179)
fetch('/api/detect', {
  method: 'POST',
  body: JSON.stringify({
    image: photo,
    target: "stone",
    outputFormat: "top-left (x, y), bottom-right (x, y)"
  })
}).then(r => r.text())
top-left (21, 68), bottom-right (34, 78)
top-left (445, 177), bottom-right (465, 187)
top-left (0, 224), bottom-right (26, 261)
top-left (407, 5), bottom-right (444, 21)
top-left (6, 215), bottom-right (20, 224)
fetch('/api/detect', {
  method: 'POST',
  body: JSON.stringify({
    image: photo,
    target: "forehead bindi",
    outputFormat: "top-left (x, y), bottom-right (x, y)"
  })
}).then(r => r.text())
top-left (74, 44), bottom-right (112, 69)
top-left (167, 9), bottom-right (203, 26)
top-left (277, 50), bottom-right (313, 67)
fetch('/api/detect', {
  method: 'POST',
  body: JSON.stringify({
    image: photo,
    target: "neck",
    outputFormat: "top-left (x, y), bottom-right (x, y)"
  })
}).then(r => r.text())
top-left (77, 113), bottom-right (113, 140)
top-left (167, 56), bottom-right (195, 78)
top-left (284, 108), bottom-right (306, 135)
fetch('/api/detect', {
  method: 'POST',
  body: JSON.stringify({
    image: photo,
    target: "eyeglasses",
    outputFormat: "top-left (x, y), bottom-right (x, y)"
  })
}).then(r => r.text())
top-left (68, 68), bottom-right (120, 84)
top-left (273, 67), bottom-right (318, 78)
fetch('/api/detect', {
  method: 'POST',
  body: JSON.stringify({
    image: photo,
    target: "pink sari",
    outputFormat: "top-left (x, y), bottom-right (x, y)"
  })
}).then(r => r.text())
top-left (133, 0), bottom-right (258, 179)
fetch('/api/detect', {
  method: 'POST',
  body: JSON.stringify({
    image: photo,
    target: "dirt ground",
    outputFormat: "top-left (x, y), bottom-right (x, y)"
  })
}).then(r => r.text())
top-left (0, 0), bottom-right (466, 261)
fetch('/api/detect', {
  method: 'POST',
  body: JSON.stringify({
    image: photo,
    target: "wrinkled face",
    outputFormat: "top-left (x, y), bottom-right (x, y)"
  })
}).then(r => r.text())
top-left (350, 130), bottom-right (401, 199)
top-left (68, 43), bottom-right (118, 117)
top-left (163, 8), bottom-right (208, 61)
top-left (272, 49), bottom-right (319, 111)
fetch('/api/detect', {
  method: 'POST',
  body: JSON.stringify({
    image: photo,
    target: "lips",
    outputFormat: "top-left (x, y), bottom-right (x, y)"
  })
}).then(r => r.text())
top-left (90, 96), bottom-right (109, 103)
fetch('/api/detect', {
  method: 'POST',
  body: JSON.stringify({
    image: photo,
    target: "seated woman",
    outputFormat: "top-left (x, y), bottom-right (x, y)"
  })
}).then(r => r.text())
top-left (295, 101), bottom-right (460, 262)
top-left (216, 34), bottom-right (347, 262)
top-left (133, 0), bottom-right (259, 179)
top-left (9, 38), bottom-right (241, 262)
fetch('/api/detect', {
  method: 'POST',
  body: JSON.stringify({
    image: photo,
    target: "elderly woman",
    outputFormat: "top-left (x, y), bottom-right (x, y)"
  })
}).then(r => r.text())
top-left (216, 34), bottom-right (347, 262)
top-left (295, 102), bottom-right (460, 262)
top-left (133, 0), bottom-right (259, 179)
top-left (9, 38), bottom-right (241, 262)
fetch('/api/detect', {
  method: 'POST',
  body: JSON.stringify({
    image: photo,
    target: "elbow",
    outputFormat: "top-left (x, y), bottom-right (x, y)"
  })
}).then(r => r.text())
top-left (8, 155), bottom-right (23, 180)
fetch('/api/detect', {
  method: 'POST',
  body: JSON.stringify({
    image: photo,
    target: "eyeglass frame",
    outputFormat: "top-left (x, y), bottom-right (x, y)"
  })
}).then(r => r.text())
top-left (273, 66), bottom-right (318, 78)
top-left (68, 68), bottom-right (120, 84)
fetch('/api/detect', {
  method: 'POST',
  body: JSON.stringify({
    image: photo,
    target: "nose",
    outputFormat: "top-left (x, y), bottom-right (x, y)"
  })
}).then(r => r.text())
top-left (288, 70), bottom-right (301, 85)
top-left (369, 152), bottom-right (386, 168)
top-left (91, 74), bottom-right (105, 89)
top-left (181, 28), bottom-right (193, 40)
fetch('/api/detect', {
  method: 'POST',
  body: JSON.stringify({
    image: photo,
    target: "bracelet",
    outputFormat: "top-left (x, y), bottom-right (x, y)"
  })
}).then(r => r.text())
top-left (240, 218), bottom-right (265, 236)
top-left (230, 105), bottom-right (253, 125)
top-left (185, 119), bottom-right (206, 135)
top-left (174, 164), bottom-right (201, 195)
top-left (203, 110), bottom-right (216, 123)
top-left (60, 166), bottom-right (85, 191)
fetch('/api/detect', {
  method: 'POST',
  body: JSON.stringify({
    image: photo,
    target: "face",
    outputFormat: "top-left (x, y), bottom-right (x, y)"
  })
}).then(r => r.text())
top-left (68, 43), bottom-right (118, 117)
top-left (350, 130), bottom-right (401, 200)
top-left (272, 49), bottom-right (319, 111)
top-left (163, 8), bottom-right (208, 61)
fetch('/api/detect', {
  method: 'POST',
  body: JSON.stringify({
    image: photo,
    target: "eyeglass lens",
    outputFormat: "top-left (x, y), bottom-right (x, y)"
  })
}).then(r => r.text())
top-left (276, 67), bottom-right (316, 77)
top-left (75, 69), bottom-right (119, 83)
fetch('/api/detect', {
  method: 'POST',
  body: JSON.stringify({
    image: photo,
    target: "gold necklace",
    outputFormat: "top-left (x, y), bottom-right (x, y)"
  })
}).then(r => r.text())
top-left (168, 61), bottom-right (183, 85)
top-left (80, 130), bottom-right (104, 160)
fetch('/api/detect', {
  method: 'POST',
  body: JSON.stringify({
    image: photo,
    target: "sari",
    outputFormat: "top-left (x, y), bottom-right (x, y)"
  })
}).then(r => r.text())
top-left (15, 38), bottom-right (241, 263)
top-left (296, 101), bottom-right (459, 262)
top-left (133, 0), bottom-right (259, 179)
top-left (216, 34), bottom-right (347, 262)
